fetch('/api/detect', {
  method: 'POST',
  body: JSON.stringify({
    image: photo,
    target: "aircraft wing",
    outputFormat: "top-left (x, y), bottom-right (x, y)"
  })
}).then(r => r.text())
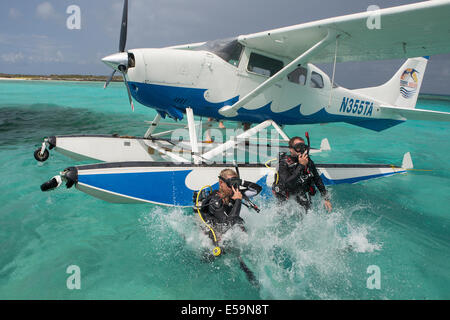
top-left (237, 0), bottom-right (450, 63)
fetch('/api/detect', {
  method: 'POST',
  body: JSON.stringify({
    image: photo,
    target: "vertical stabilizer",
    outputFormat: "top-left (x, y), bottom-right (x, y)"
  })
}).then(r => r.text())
top-left (354, 57), bottom-right (429, 109)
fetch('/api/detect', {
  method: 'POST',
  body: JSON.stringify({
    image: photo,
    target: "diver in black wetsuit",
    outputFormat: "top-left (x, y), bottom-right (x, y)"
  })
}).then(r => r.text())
top-left (194, 168), bottom-right (262, 287)
top-left (273, 136), bottom-right (332, 213)
top-left (198, 168), bottom-right (262, 240)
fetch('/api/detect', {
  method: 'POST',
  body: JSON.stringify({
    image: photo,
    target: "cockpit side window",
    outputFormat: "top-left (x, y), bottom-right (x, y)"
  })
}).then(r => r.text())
top-left (194, 38), bottom-right (243, 67)
top-left (226, 42), bottom-right (243, 67)
top-left (247, 52), bottom-right (284, 77)
top-left (287, 67), bottom-right (307, 85)
top-left (310, 71), bottom-right (324, 89)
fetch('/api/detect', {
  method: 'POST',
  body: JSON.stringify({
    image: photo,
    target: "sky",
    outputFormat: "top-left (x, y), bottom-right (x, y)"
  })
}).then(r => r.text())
top-left (1, 0), bottom-right (449, 94)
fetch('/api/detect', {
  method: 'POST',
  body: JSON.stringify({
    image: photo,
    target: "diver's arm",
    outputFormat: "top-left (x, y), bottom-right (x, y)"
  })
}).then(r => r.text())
top-left (227, 186), bottom-right (243, 219)
top-left (310, 160), bottom-right (329, 199)
top-left (228, 199), bottom-right (242, 218)
top-left (310, 160), bottom-right (332, 212)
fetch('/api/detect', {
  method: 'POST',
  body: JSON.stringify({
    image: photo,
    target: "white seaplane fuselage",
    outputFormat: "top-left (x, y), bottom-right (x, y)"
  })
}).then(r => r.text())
top-left (124, 43), bottom-right (405, 132)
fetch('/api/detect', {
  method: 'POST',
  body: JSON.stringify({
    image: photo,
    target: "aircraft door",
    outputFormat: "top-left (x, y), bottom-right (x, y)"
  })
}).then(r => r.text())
top-left (278, 65), bottom-right (309, 112)
top-left (236, 49), bottom-right (283, 111)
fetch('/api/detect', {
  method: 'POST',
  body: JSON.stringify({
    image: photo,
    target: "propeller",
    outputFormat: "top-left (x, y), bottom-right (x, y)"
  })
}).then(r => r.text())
top-left (119, 65), bottom-right (134, 111)
top-left (102, 0), bottom-right (134, 111)
top-left (104, 70), bottom-right (116, 89)
top-left (119, 0), bottom-right (128, 53)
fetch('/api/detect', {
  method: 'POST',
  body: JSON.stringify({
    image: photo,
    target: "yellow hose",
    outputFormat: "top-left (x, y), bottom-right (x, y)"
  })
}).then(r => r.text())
top-left (196, 185), bottom-right (221, 256)
top-left (265, 158), bottom-right (279, 185)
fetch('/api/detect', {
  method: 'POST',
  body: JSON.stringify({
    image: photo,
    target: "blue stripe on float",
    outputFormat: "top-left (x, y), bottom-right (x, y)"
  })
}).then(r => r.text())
top-left (320, 170), bottom-right (405, 185)
top-left (78, 170), bottom-right (194, 206)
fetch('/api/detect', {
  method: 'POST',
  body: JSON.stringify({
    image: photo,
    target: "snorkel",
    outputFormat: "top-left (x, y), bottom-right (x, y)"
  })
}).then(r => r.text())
top-left (305, 131), bottom-right (311, 155)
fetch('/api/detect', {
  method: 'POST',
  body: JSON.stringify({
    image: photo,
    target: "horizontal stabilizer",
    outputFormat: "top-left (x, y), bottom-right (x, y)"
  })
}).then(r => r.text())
top-left (402, 152), bottom-right (413, 170)
top-left (379, 105), bottom-right (450, 122)
top-left (320, 138), bottom-right (331, 151)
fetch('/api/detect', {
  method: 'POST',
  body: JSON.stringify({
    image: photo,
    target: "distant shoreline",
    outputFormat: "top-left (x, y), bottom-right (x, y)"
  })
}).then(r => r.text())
top-left (0, 74), bottom-right (122, 83)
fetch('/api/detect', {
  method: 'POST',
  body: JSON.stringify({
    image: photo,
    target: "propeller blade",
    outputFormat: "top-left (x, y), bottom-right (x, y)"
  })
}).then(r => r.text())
top-left (119, 0), bottom-right (128, 53)
top-left (121, 71), bottom-right (134, 111)
top-left (104, 70), bottom-right (116, 89)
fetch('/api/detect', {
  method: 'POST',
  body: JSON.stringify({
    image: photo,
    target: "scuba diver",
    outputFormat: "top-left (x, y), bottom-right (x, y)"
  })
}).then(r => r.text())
top-left (195, 168), bottom-right (262, 241)
top-left (193, 168), bottom-right (262, 286)
top-left (272, 135), bottom-right (332, 213)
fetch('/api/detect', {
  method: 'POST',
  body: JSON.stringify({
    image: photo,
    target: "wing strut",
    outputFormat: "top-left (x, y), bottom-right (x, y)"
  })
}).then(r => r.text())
top-left (218, 29), bottom-right (338, 117)
top-left (328, 35), bottom-right (340, 107)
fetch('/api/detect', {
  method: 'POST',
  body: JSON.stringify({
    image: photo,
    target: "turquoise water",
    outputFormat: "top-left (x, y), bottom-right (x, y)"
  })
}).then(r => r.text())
top-left (0, 79), bottom-right (449, 299)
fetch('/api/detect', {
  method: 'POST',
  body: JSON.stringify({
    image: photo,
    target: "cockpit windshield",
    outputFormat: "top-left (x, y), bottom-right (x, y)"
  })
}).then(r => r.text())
top-left (194, 38), bottom-right (243, 67)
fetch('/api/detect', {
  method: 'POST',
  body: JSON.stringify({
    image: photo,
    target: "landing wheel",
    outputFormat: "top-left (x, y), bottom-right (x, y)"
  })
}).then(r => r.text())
top-left (34, 148), bottom-right (49, 162)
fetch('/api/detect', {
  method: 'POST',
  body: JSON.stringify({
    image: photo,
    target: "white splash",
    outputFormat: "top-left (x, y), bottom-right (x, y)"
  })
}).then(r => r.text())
top-left (140, 196), bottom-right (383, 299)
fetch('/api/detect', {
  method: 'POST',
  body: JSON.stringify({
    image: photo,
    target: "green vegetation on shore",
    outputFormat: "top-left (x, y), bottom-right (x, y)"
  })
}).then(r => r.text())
top-left (0, 73), bottom-right (123, 82)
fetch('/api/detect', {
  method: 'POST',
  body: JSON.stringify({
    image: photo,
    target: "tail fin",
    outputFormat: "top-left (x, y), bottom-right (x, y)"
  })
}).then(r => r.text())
top-left (355, 56), bottom-right (429, 109)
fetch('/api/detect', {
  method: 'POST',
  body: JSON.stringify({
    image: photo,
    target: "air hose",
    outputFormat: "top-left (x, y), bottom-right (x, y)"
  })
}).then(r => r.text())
top-left (265, 158), bottom-right (279, 185)
top-left (195, 185), bottom-right (221, 257)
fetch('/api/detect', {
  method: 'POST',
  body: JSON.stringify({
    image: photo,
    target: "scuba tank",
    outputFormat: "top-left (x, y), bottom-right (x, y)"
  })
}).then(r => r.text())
top-left (271, 152), bottom-right (289, 200)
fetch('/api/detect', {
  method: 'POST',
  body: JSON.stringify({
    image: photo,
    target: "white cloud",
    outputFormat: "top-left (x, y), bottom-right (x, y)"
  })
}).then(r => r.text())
top-left (36, 2), bottom-right (58, 20)
top-left (1, 52), bottom-right (25, 63)
top-left (8, 8), bottom-right (22, 19)
top-left (0, 33), bottom-right (69, 64)
top-left (27, 47), bottom-right (65, 63)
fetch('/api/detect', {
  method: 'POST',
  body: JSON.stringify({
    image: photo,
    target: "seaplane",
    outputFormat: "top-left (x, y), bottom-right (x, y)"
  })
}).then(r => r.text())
top-left (35, 0), bottom-right (450, 207)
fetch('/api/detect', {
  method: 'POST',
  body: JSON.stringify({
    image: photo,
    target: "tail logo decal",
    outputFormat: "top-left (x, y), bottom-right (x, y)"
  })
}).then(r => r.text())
top-left (400, 68), bottom-right (419, 99)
